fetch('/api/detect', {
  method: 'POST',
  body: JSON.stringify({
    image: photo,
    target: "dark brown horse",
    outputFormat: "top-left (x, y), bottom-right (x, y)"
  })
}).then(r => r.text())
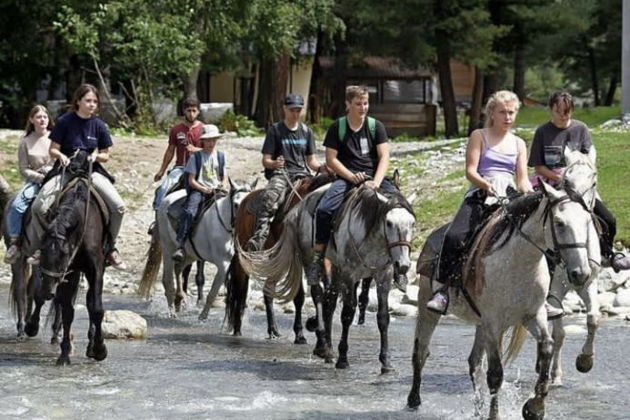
top-left (225, 173), bottom-right (334, 341)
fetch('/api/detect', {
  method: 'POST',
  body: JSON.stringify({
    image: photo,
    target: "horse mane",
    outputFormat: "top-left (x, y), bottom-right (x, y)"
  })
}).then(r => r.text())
top-left (48, 181), bottom-right (88, 238)
top-left (342, 186), bottom-right (415, 235)
top-left (464, 191), bottom-right (544, 296)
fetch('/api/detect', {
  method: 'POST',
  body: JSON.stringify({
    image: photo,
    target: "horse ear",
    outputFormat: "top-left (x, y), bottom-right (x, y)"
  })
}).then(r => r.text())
top-left (229, 177), bottom-right (235, 191)
top-left (250, 178), bottom-right (259, 190)
top-left (392, 169), bottom-right (400, 189)
top-left (540, 180), bottom-right (564, 200)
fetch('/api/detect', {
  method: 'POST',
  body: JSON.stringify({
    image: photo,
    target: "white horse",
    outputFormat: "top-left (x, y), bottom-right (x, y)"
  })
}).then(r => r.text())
top-left (407, 182), bottom-right (595, 420)
top-left (139, 181), bottom-right (252, 317)
top-left (545, 149), bottom-right (601, 384)
top-left (240, 184), bottom-right (415, 373)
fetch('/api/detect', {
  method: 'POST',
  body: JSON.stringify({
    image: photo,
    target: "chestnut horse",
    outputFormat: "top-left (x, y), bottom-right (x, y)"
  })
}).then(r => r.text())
top-left (224, 173), bottom-right (334, 341)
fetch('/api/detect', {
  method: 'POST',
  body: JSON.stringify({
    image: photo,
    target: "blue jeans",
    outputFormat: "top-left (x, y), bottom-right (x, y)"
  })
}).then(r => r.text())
top-left (7, 182), bottom-right (41, 238)
top-left (176, 190), bottom-right (204, 244)
top-left (153, 166), bottom-right (185, 210)
top-left (314, 178), bottom-right (397, 245)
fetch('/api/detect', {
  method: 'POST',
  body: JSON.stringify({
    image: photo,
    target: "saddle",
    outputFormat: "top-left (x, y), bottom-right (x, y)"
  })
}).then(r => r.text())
top-left (166, 190), bottom-right (225, 235)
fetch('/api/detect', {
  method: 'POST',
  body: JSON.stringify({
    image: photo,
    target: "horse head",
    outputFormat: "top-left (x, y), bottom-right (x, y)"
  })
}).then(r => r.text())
top-left (540, 181), bottom-right (596, 287)
top-left (229, 179), bottom-right (255, 222)
top-left (561, 147), bottom-right (598, 211)
top-left (382, 190), bottom-right (416, 290)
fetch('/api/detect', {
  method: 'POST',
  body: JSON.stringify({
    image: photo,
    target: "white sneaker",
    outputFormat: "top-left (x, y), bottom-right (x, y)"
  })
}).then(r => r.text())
top-left (426, 290), bottom-right (449, 314)
top-left (26, 250), bottom-right (41, 265)
top-left (545, 302), bottom-right (564, 319)
top-left (4, 244), bottom-right (20, 264)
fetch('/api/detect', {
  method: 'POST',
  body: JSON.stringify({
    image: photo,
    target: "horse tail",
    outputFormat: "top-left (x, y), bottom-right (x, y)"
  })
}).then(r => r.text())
top-left (8, 262), bottom-right (31, 318)
top-left (504, 323), bottom-right (528, 363)
top-left (224, 254), bottom-right (248, 331)
top-left (138, 227), bottom-right (162, 299)
top-left (238, 211), bottom-right (302, 303)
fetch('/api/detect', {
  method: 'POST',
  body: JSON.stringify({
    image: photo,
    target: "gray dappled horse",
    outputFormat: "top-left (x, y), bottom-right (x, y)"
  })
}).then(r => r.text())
top-left (545, 149), bottom-right (601, 385)
top-left (239, 184), bottom-right (415, 373)
top-left (407, 182), bottom-right (595, 420)
top-left (139, 180), bottom-right (251, 317)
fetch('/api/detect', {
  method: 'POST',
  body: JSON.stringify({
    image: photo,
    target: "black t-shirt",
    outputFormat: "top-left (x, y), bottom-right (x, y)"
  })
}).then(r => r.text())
top-left (261, 122), bottom-right (315, 179)
top-left (323, 118), bottom-right (388, 176)
top-left (528, 120), bottom-right (592, 169)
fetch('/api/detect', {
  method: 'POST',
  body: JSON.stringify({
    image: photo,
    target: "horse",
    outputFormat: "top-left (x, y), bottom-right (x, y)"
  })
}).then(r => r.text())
top-left (544, 148), bottom-right (601, 385)
top-left (224, 173), bottom-right (334, 341)
top-left (39, 176), bottom-right (109, 365)
top-left (239, 181), bottom-right (415, 373)
top-left (3, 195), bottom-right (63, 343)
top-left (407, 182), bottom-right (596, 420)
top-left (138, 180), bottom-right (252, 317)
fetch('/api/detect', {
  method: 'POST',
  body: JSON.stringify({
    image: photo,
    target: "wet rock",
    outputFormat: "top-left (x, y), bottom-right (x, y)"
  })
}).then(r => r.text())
top-left (402, 285), bottom-right (419, 306)
top-left (102, 310), bottom-right (147, 339)
top-left (598, 269), bottom-right (629, 293)
top-left (390, 302), bottom-right (417, 317)
top-left (598, 292), bottom-right (617, 312)
top-left (563, 290), bottom-right (584, 313)
top-left (613, 289), bottom-right (630, 307)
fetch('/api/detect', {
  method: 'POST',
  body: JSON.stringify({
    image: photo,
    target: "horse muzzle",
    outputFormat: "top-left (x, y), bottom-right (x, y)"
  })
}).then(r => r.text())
top-left (566, 266), bottom-right (591, 287)
top-left (393, 262), bottom-right (409, 293)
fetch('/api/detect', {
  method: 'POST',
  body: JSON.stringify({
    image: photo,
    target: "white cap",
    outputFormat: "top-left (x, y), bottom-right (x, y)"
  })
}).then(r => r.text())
top-left (200, 124), bottom-right (221, 140)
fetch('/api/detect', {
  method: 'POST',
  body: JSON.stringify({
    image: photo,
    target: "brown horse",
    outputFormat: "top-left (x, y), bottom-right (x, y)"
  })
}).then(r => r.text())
top-left (225, 173), bottom-right (334, 341)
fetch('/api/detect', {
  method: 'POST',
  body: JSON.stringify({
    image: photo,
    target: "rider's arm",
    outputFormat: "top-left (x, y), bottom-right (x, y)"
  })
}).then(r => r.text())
top-left (465, 130), bottom-right (496, 195)
top-left (306, 154), bottom-right (327, 173)
top-left (515, 138), bottom-right (533, 193)
top-left (154, 145), bottom-right (176, 181)
top-left (533, 165), bottom-right (562, 183)
top-left (93, 148), bottom-right (110, 163)
top-left (49, 141), bottom-right (69, 166)
top-left (188, 173), bottom-right (213, 195)
top-left (262, 153), bottom-right (284, 170)
top-left (325, 148), bottom-right (364, 184)
top-left (370, 143), bottom-right (390, 188)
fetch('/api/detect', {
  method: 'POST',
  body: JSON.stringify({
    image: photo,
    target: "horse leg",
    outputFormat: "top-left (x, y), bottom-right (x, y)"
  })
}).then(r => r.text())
top-left (11, 262), bottom-right (28, 341)
top-left (407, 279), bottom-right (441, 410)
top-left (51, 299), bottom-right (63, 345)
top-left (335, 284), bottom-right (357, 369)
top-left (174, 262), bottom-right (188, 313)
top-left (195, 260), bottom-right (205, 305)
top-left (161, 256), bottom-right (177, 316)
top-left (549, 318), bottom-right (565, 385)
top-left (263, 295), bottom-right (281, 339)
top-left (468, 327), bottom-right (486, 416)
top-left (85, 268), bottom-right (107, 362)
top-left (575, 281), bottom-right (599, 373)
top-left (309, 283), bottom-right (330, 358)
top-left (522, 312), bottom-right (554, 420)
top-left (484, 329), bottom-right (504, 420)
top-left (293, 282), bottom-right (307, 344)
top-left (376, 277), bottom-right (394, 374)
top-left (25, 267), bottom-right (48, 338)
top-left (55, 280), bottom-right (76, 366)
top-left (182, 263), bottom-right (192, 296)
top-left (357, 277), bottom-right (372, 325)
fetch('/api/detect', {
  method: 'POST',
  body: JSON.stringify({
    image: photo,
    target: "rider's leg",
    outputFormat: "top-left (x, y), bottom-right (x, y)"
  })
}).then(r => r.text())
top-left (25, 175), bottom-right (64, 264)
top-left (92, 173), bottom-right (126, 269)
top-left (153, 166), bottom-right (184, 211)
top-left (173, 190), bottom-right (203, 261)
top-left (427, 194), bottom-right (484, 313)
top-left (306, 179), bottom-right (352, 285)
top-left (4, 182), bottom-right (41, 264)
top-left (594, 199), bottom-right (630, 272)
top-left (246, 174), bottom-right (289, 251)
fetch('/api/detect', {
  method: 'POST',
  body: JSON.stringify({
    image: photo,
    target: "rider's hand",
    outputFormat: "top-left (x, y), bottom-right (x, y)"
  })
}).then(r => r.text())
top-left (87, 150), bottom-right (98, 163)
top-left (185, 144), bottom-right (197, 152)
top-left (59, 154), bottom-right (70, 167)
top-left (486, 184), bottom-right (497, 196)
top-left (275, 156), bottom-right (285, 169)
top-left (153, 172), bottom-right (164, 182)
top-left (364, 180), bottom-right (378, 189)
top-left (350, 172), bottom-right (366, 184)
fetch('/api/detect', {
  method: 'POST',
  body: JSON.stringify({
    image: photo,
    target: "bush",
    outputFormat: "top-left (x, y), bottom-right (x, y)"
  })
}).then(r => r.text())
top-left (218, 111), bottom-right (262, 137)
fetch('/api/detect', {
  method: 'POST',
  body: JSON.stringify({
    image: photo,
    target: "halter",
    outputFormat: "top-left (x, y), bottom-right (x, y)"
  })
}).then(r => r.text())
top-left (560, 158), bottom-right (598, 213)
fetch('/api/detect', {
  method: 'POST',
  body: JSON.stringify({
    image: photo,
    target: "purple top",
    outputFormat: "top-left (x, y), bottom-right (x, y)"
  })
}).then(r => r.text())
top-left (477, 131), bottom-right (518, 177)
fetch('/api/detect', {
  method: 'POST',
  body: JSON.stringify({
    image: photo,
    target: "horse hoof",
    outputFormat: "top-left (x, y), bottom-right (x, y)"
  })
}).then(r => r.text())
top-left (294, 336), bottom-right (307, 345)
top-left (51, 336), bottom-right (60, 345)
top-left (16, 332), bottom-right (26, 342)
top-left (93, 344), bottom-right (108, 361)
top-left (312, 346), bottom-right (328, 359)
top-left (357, 316), bottom-right (365, 325)
top-left (406, 393), bottom-right (421, 410)
top-left (232, 331), bottom-right (242, 337)
top-left (56, 356), bottom-right (71, 366)
top-left (305, 316), bottom-right (318, 332)
top-left (335, 359), bottom-right (349, 369)
top-left (24, 323), bottom-right (39, 337)
top-left (576, 354), bottom-right (593, 373)
top-left (381, 365), bottom-right (395, 375)
top-left (522, 397), bottom-right (545, 420)
top-left (198, 311), bottom-right (209, 321)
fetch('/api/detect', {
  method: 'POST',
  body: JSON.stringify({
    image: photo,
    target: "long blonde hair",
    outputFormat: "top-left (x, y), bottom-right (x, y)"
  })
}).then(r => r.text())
top-left (484, 90), bottom-right (520, 128)
top-left (24, 104), bottom-right (53, 136)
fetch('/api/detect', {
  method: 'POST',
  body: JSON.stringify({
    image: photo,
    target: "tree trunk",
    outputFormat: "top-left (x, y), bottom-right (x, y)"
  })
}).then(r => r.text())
top-left (255, 53), bottom-right (290, 128)
top-left (329, 35), bottom-right (348, 119)
top-left (513, 39), bottom-right (526, 101)
top-left (436, 35), bottom-right (459, 138)
top-left (587, 43), bottom-right (600, 106)
top-left (183, 65), bottom-right (201, 102)
top-left (604, 73), bottom-right (618, 106)
top-left (307, 30), bottom-right (324, 123)
top-left (483, 72), bottom-right (499, 106)
top-left (468, 67), bottom-right (484, 134)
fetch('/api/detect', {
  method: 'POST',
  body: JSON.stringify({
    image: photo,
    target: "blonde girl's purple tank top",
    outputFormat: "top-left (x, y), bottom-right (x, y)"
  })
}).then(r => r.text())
top-left (477, 130), bottom-right (518, 177)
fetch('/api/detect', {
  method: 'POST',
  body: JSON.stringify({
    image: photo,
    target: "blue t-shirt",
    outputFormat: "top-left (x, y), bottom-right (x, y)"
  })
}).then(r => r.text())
top-left (49, 112), bottom-right (113, 156)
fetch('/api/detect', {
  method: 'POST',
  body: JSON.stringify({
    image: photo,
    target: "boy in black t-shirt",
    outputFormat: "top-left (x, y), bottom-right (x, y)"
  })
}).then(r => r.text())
top-left (246, 94), bottom-right (326, 251)
top-left (305, 85), bottom-right (397, 285)
top-left (529, 91), bottom-right (630, 273)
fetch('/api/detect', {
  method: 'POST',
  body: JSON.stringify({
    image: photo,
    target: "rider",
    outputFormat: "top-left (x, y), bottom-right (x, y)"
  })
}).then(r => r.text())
top-left (4, 105), bottom-right (54, 264)
top-left (528, 91), bottom-right (630, 273)
top-left (153, 97), bottom-right (203, 211)
top-left (426, 90), bottom-right (534, 314)
top-left (245, 93), bottom-right (326, 252)
top-left (305, 85), bottom-right (397, 285)
top-left (172, 124), bottom-right (228, 262)
top-left (26, 84), bottom-right (127, 269)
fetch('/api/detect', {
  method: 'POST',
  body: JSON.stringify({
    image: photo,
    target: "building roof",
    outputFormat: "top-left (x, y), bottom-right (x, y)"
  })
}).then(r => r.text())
top-left (318, 56), bottom-right (433, 80)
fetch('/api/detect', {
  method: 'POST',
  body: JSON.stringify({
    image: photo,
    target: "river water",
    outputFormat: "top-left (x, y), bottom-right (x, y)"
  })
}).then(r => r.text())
top-left (0, 284), bottom-right (628, 420)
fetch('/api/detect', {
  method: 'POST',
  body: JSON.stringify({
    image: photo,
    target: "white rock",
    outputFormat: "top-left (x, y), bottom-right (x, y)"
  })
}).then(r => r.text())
top-left (598, 292), bottom-right (616, 309)
top-left (402, 285), bottom-right (419, 306)
top-left (598, 269), bottom-right (629, 293)
top-left (389, 302), bottom-right (417, 317)
top-left (613, 288), bottom-right (630, 307)
top-left (102, 310), bottom-right (147, 339)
